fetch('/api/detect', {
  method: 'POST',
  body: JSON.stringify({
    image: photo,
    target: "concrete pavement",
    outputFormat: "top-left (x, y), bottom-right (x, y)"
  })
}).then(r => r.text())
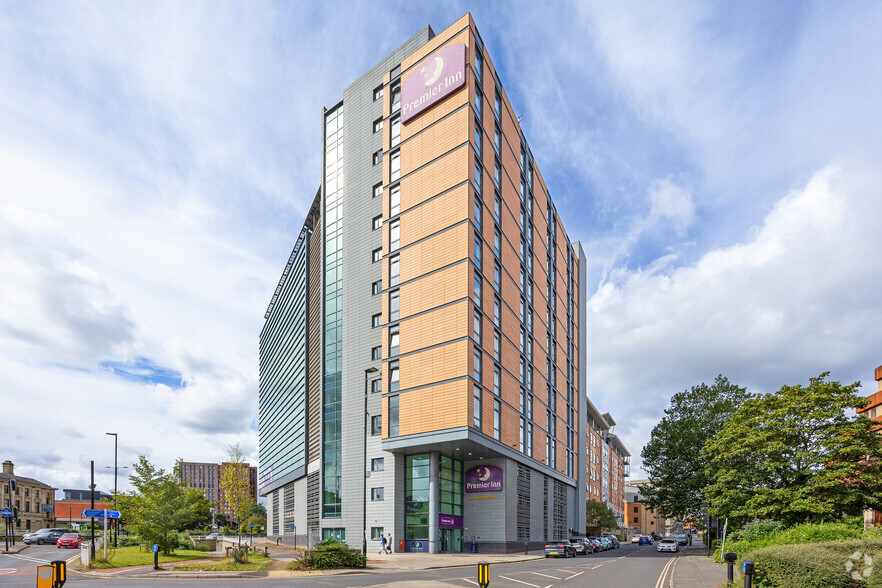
top-left (672, 544), bottom-right (728, 588)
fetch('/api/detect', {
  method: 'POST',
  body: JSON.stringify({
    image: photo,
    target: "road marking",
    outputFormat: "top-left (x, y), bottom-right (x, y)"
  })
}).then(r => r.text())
top-left (530, 571), bottom-right (563, 579)
top-left (0, 569), bottom-right (19, 576)
top-left (3, 553), bottom-right (49, 564)
top-left (566, 570), bottom-right (585, 580)
top-left (498, 575), bottom-right (541, 587)
top-left (460, 579), bottom-right (479, 586)
top-left (655, 556), bottom-right (677, 588)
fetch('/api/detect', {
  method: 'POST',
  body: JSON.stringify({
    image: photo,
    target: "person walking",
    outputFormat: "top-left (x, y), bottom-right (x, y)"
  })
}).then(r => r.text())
top-left (379, 533), bottom-right (388, 554)
top-left (387, 533), bottom-right (393, 553)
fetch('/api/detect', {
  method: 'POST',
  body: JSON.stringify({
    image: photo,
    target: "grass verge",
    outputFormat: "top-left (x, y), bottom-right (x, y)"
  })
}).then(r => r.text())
top-left (174, 552), bottom-right (273, 571)
top-left (86, 546), bottom-right (213, 569)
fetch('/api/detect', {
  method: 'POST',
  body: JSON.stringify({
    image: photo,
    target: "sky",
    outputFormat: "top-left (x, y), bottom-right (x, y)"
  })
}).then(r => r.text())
top-left (2, 1), bottom-right (881, 496)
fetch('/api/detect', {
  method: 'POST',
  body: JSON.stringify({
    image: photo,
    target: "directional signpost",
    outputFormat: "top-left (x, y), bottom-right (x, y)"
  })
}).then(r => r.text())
top-left (1, 508), bottom-right (11, 551)
top-left (81, 510), bottom-right (120, 560)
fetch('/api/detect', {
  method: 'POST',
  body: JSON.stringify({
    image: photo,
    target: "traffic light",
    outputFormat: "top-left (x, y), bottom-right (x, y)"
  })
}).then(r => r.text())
top-left (9, 480), bottom-right (15, 493)
top-left (12, 507), bottom-right (18, 520)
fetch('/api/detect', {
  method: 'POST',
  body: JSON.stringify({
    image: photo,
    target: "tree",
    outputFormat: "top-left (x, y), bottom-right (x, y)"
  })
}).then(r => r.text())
top-left (703, 373), bottom-right (882, 526)
top-left (112, 456), bottom-right (211, 554)
top-left (640, 375), bottom-right (750, 520)
top-left (586, 500), bottom-right (619, 532)
top-left (220, 443), bottom-right (252, 545)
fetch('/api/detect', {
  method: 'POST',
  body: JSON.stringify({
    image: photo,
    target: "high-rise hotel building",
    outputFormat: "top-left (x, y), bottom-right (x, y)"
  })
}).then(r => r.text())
top-left (259, 14), bottom-right (587, 553)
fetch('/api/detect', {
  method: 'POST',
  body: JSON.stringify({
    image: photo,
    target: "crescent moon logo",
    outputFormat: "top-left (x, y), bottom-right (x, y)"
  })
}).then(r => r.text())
top-left (422, 56), bottom-right (444, 86)
top-left (478, 468), bottom-right (491, 482)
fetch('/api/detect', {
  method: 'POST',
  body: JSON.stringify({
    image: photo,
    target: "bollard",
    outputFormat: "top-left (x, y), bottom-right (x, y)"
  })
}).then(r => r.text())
top-left (477, 561), bottom-right (490, 588)
top-left (525, 540), bottom-right (529, 555)
top-left (724, 552), bottom-right (737, 585)
top-left (51, 560), bottom-right (67, 587)
top-left (743, 559), bottom-right (754, 588)
top-left (152, 544), bottom-right (160, 570)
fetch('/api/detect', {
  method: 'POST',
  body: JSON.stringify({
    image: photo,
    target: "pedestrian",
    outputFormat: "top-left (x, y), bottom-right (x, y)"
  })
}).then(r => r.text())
top-left (379, 533), bottom-right (388, 554)
top-left (387, 533), bottom-right (393, 553)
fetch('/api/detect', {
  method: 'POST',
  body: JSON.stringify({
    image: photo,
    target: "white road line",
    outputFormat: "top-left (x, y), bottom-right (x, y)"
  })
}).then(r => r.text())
top-left (530, 571), bottom-right (563, 579)
top-left (0, 569), bottom-right (20, 576)
top-left (498, 575), bottom-right (542, 587)
top-left (667, 556), bottom-right (681, 588)
top-left (460, 579), bottom-right (479, 586)
top-left (566, 570), bottom-right (585, 580)
top-left (3, 553), bottom-right (48, 564)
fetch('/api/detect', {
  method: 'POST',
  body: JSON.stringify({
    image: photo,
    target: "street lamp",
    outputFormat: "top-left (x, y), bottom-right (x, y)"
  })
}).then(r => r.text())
top-left (363, 366), bottom-right (379, 558)
top-left (106, 433), bottom-right (119, 547)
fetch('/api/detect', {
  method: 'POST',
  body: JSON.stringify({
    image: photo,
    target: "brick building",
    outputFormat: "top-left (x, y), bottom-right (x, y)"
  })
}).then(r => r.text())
top-left (180, 461), bottom-right (258, 523)
top-left (0, 460), bottom-right (57, 532)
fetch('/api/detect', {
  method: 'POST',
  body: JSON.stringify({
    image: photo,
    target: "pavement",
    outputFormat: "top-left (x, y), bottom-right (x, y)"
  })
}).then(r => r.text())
top-left (671, 544), bottom-right (729, 588)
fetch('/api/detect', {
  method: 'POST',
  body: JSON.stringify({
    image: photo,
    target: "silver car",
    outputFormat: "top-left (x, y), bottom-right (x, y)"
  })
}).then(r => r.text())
top-left (23, 529), bottom-right (68, 545)
top-left (657, 537), bottom-right (680, 553)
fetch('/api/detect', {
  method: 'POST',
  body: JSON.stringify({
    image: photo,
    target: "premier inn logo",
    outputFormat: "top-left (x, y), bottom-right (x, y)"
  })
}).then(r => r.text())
top-left (465, 464), bottom-right (503, 492)
top-left (401, 43), bottom-right (466, 123)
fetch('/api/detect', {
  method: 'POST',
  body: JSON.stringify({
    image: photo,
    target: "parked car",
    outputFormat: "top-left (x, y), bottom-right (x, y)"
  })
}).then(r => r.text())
top-left (588, 538), bottom-right (603, 553)
top-left (657, 537), bottom-right (680, 553)
top-left (569, 537), bottom-right (590, 555)
top-left (638, 535), bottom-right (653, 545)
top-left (597, 537), bottom-right (611, 550)
top-left (544, 539), bottom-right (576, 558)
top-left (674, 534), bottom-right (688, 546)
top-left (631, 535), bottom-right (642, 543)
top-left (56, 533), bottom-right (83, 549)
top-left (604, 535), bottom-right (620, 549)
top-left (23, 529), bottom-right (68, 545)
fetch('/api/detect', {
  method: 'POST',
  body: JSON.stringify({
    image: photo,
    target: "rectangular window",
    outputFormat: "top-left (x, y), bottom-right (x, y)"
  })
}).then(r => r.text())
top-left (372, 526), bottom-right (385, 539)
top-left (373, 183), bottom-right (383, 199)
top-left (474, 122), bottom-right (482, 158)
top-left (371, 346), bottom-right (382, 360)
top-left (389, 289), bottom-right (400, 321)
top-left (373, 215), bottom-right (382, 230)
top-left (474, 161), bottom-right (483, 195)
top-left (494, 125), bottom-right (501, 154)
top-left (474, 236), bottom-right (482, 271)
top-left (389, 395), bottom-right (399, 435)
top-left (473, 348), bottom-right (482, 382)
top-left (494, 227), bottom-right (501, 257)
top-left (371, 487), bottom-right (384, 501)
top-left (372, 280), bottom-right (382, 295)
top-left (474, 197), bottom-right (482, 232)
top-left (372, 313), bottom-right (382, 328)
top-left (391, 83), bottom-right (400, 113)
top-left (389, 361), bottom-right (400, 392)
top-left (390, 219), bottom-right (400, 251)
top-left (473, 274), bottom-right (482, 306)
top-left (389, 254), bottom-right (400, 286)
top-left (390, 184), bottom-right (401, 216)
top-left (389, 325), bottom-right (400, 355)
top-left (372, 458), bottom-right (385, 472)
top-left (475, 49), bottom-right (483, 85)
top-left (391, 116), bottom-right (401, 148)
top-left (390, 150), bottom-right (400, 182)
top-left (520, 417), bottom-right (526, 452)
top-left (493, 330), bottom-right (501, 360)
top-left (527, 423), bottom-right (533, 456)
top-left (475, 87), bottom-right (483, 121)
top-left (493, 296), bottom-right (500, 326)
top-left (371, 378), bottom-right (382, 394)
top-left (494, 365), bottom-right (501, 396)
top-left (473, 311), bottom-right (482, 346)
top-left (373, 150), bottom-right (383, 165)
top-left (374, 85), bottom-right (383, 101)
top-left (373, 118), bottom-right (383, 133)
top-left (372, 415), bottom-right (382, 435)
top-left (372, 248), bottom-right (382, 262)
top-left (494, 261), bottom-right (500, 290)
top-left (494, 158), bottom-right (501, 188)
top-left (495, 88), bottom-right (501, 119)
top-left (493, 399), bottom-right (501, 440)
top-left (473, 385), bottom-right (482, 428)
top-left (494, 190), bottom-right (501, 220)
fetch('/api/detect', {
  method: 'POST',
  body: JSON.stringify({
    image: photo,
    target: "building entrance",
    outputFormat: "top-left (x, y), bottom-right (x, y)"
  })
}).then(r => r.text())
top-left (439, 527), bottom-right (462, 553)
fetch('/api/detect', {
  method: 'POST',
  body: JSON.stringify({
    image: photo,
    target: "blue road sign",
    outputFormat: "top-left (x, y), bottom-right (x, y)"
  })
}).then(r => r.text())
top-left (152, 544), bottom-right (159, 553)
top-left (81, 509), bottom-right (121, 519)
top-left (249, 523), bottom-right (255, 528)
top-left (0, 508), bottom-right (11, 518)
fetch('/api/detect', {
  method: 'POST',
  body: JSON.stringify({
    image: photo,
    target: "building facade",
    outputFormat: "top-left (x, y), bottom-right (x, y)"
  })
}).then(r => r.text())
top-left (857, 365), bottom-right (882, 431)
top-left (624, 484), bottom-right (663, 537)
top-left (259, 14), bottom-right (587, 553)
top-left (584, 400), bottom-right (629, 524)
top-left (179, 461), bottom-right (258, 523)
top-left (1, 460), bottom-right (57, 532)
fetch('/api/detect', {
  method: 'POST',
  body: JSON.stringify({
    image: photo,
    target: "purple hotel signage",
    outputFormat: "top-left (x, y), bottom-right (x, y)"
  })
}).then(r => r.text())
top-left (465, 465), bottom-right (503, 493)
top-left (401, 43), bottom-right (466, 123)
top-left (439, 514), bottom-right (463, 528)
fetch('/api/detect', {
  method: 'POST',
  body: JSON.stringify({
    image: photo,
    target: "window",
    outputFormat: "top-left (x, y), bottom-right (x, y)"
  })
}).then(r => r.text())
top-left (633, 516), bottom-right (639, 524)
top-left (391, 83), bottom-right (400, 113)
top-left (474, 122), bottom-right (482, 158)
top-left (389, 290), bottom-right (400, 321)
top-left (475, 49), bottom-right (483, 85)
top-left (634, 506), bottom-right (639, 513)
top-left (474, 236), bottom-right (482, 271)
top-left (494, 125), bottom-right (501, 155)
top-left (372, 415), bottom-right (382, 435)
top-left (473, 385), bottom-right (482, 428)
top-left (389, 254), bottom-right (400, 286)
top-left (474, 197), bottom-right (482, 232)
top-left (493, 399), bottom-right (501, 440)
top-left (390, 219), bottom-right (400, 251)
top-left (373, 150), bottom-right (383, 165)
top-left (389, 360), bottom-right (400, 392)
top-left (372, 248), bottom-right (382, 262)
top-left (494, 190), bottom-right (501, 220)
top-left (373, 183), bottom-right (383, 199)
top-left (474, 161), bottom-right (483, 195)
top-left (388, 395), bottom-right (399, 435)
top-left (373, 215), bottom-right (382, 230)
top-left (520, 417), bottom-right (526, 452)
top-left (372, 313), bottom-right (382, 328)
top-left (493, 296), bottom-right (500, 325)
top-left (495, 87), bottom-right (501, 119)
top-left (371, 378), bottom-right (382, 394)
top-left (473, 274), bottom-right (482, 306)
top-left (390, 184), bottom-right (400, 216)
top-left (473, 348), bottom-right (482, 382)
top-left (494, 158), bottom-right (501, 187)
top-left (371, 487), bottom-right (384, 501)
top-left (372, 458), bottom-right (385, 472)
top-left (372, 526), bottom-right (385, 539)
top-left (494, 227), bottom-right (500, 257)
top-left (493, 330), bottom-right (500, 360)
top-left (373, 118), bottom-right (383, 133)
top-left (475, 87), bottom-right (483, 121)
top-left (391, 116), bottom-right (401, 148)
top-left (372, 280), bottom-right (382, 295)
top-left (371, 346), bottom-right (382, 360)
top-left (323, 528), bottom-right (346, 541)
top-left (389, 325), bottom-right (400, 355)
top-left (494, 261), bottom-right (500, 290)
top-left (473, 311), bottom-right (482, 345)
top-left (373, 85), bottom-right (383, 101)
top-left (390, 150), bottom-right (400, 182)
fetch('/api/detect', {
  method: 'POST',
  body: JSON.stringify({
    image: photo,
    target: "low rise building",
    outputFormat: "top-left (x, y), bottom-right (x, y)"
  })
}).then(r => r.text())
top-left (0, 460), bottom-right (57, 532)
top-left (180, 461), bottom-right (258, 524)
top-left (857, 365), bottom-right (882, 431)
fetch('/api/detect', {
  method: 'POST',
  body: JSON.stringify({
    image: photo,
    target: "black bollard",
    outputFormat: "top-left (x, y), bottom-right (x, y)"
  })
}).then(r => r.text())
top-left (743, 559), bottom-right (754, 588)
top-left (724, 552), bottom-right (737, 585)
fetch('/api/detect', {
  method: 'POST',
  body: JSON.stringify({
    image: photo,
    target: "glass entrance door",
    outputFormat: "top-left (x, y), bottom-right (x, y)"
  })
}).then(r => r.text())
top-left (439, 528), bottom-right (463, 553)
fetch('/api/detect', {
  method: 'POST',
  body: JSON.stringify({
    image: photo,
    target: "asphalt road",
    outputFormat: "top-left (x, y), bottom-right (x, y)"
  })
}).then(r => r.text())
top-left (0, 542), bottom-right (686, 587)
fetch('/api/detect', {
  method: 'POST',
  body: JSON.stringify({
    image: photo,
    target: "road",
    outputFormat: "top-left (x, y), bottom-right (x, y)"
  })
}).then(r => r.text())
top-left (0, 542), bottom-right (688, 587)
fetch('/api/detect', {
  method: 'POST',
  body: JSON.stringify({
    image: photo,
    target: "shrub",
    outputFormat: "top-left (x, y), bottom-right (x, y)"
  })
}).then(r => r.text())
top-left (741, 519), bottom-right (784, 542)
top-left (716, 519), bottom-right (865, 562)
top-left (118, 535), bottom-right (141, 547)
top-left (744, 538), bottom-right (882, 588)
top-left (298, 541), bottom-right (366, 570)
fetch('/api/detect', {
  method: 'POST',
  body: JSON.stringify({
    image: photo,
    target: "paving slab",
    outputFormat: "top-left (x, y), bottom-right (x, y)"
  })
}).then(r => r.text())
top-left (673, 546), bottom-right (729, 588)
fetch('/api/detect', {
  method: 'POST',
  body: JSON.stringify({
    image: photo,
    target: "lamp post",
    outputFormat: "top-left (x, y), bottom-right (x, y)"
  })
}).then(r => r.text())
top-left (105, 433), bottom-right (118, 547)
top-left (363, 366), bottom-right (379, 558)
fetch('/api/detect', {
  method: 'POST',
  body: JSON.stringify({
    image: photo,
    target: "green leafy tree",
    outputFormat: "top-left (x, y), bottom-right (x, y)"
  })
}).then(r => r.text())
top-left (703, 373), bottom-right (882, 526)
top-left (220, 443), bottom-right (252, 545)
top-left (586, 499), bottom-right (619, 532)
top-left (640, 375), bottom-right (750, 520)
top-left (111, 456), bottom-right (211, 554)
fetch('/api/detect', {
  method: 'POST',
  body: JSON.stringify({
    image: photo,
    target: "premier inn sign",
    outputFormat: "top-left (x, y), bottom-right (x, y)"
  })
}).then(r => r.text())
top-left (401, 43), bottom-right (466, 123)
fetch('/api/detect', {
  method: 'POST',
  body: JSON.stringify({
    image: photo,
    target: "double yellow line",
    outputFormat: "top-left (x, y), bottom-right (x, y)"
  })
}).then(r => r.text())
top-left (655, 554), bottom-right (680, 588)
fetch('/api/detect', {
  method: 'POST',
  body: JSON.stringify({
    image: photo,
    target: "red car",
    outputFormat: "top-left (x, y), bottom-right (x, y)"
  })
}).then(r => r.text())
top-left (57, 533), bottom-right (83, 548)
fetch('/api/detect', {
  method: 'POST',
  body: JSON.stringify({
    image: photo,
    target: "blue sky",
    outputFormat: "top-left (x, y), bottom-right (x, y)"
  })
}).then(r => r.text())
top-left (2, 1), bottom-right (881, 493)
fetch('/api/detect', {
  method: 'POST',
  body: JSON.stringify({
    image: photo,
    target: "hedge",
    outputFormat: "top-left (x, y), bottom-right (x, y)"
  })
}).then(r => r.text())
top-left (742, 538), bottom-right (882, 588)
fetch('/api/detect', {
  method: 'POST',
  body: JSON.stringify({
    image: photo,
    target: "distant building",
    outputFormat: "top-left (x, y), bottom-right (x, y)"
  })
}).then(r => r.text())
top-left (585, 399), bottom-right (629, 525)
top-left (54, 497), bottom-right (113, 528)
top-left (180, 461), bottom-right (257, 523)
top-left (63, 488), bottom-right (112, 501)
top-left (0, 460), bottom-right (57, 532)
top-left (624, 484), bottom-right (663, 536)
top-left (857, 365), bottom-right (882, 431)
